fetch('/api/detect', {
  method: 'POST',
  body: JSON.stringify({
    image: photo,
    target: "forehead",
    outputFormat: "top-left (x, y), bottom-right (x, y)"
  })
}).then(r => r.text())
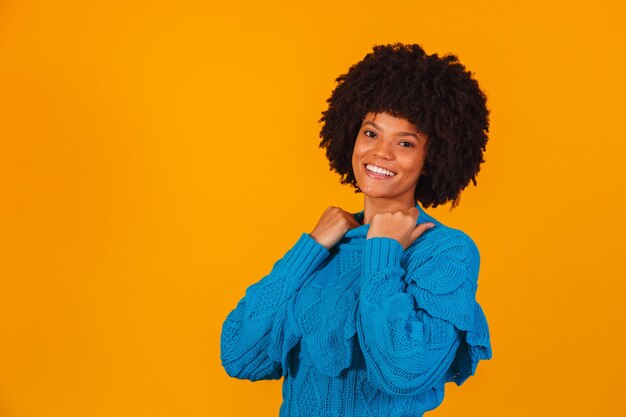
top-left (363, 111), bottom-right (419, 133)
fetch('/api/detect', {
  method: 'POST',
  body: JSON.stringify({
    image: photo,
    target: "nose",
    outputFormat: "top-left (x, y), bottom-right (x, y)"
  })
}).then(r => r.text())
top-left (373, 138), bottom-right (393, 160)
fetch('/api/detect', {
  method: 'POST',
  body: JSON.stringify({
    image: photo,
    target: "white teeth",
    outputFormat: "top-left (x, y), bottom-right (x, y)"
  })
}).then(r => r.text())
top-left (366, 164), bottom-right (396, 177)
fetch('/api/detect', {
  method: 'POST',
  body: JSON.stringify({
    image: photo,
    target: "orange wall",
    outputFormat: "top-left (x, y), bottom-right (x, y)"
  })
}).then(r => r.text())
top-left (1, 1), bottom-right (625, 416)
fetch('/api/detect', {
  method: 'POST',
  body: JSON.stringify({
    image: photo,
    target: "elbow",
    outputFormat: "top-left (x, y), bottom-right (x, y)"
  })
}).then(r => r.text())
top-left (221, 358), bottom-right (257, 380)
top-left (363, 345), bottom-right (458, 397)
top-left (364, 338), bottom-right (461, 397)
top-left (221, 355), bottom-right (281, 381)
top-left (221, 356), bottom-right (247, 380)
top-left (220, 352), bottom-right (254, 380)
top-left (220, 343), bottom-right (251, 380)
top-left (220, 329), bottom-right (282, 381)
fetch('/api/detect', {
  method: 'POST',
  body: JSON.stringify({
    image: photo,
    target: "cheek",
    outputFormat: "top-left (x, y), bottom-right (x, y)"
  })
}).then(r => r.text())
top-left (351, 157), bottom-right (364, 183)
top-left (402, 156), bottom-right (425, 179)
top-left (351, 142), bottom-right (363, 171)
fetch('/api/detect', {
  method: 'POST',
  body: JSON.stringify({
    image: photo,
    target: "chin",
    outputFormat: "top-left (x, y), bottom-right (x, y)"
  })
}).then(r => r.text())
top-left (359, 187), bottom-right (395, 199)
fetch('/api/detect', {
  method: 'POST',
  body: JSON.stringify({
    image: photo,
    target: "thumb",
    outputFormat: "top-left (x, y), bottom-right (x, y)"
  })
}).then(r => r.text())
top-left (410, 222), bottom-right (435, 243)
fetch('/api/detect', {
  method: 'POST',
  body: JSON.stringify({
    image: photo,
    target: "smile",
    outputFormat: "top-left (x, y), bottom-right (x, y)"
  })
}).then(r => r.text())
top-left (365, 164), bottom-right (396, 177)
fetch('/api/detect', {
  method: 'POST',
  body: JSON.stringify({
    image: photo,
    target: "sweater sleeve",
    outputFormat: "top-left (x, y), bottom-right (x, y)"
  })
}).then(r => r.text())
top-left (220, 233), bottom-right (329, 381)
top-left (356, 231), bottom-right (492, 396)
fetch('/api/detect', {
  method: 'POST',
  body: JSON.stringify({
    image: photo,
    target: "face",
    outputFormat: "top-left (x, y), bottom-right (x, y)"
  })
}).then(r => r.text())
top-left (351, 112), bottom-right (427, 205)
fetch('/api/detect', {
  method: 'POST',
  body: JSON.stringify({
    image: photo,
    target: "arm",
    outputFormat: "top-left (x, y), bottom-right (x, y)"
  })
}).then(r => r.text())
top-left (356, 231), bottom-right (490, 396)
top-left (220, 233), bottom-right (329, 381)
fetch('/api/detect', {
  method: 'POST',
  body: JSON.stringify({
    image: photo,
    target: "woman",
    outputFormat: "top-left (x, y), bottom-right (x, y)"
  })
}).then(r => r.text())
top-left (221, 43), bottom-right (492, 416)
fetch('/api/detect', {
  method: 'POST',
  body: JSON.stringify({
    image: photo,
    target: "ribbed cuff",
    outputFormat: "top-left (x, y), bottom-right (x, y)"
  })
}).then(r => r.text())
top-left (363, 237), bottom-right (404, 275)
top-left (281, 233), bottom-right (329, 278)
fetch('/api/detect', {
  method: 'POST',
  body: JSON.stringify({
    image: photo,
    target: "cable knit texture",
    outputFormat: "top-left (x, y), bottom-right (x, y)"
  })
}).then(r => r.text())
top-left (221, 205), bottom-right (492, 416)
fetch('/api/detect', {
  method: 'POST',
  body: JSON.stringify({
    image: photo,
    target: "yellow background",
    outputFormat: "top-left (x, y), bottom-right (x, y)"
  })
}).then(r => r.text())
top-left (1, 0), bottom-right (625, 416)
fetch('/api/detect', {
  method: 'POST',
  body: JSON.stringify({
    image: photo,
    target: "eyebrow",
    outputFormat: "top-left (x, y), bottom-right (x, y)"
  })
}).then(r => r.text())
top-left (362, 120), bottom-right (422, 139)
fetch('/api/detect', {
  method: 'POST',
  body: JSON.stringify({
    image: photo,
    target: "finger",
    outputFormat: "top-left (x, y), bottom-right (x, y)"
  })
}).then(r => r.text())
top-left (407, 206), bottom-right (419, 220)
top-left (335, 207), bottom-right (353, 215)
top-left (348, 216), bottom-right (361, 228)
top-left (335, 207), bottom-right (358, 221)
top-left (410, 222), bottom-right (435, 241)
top-left (342, 211), bottom-right (361, 228)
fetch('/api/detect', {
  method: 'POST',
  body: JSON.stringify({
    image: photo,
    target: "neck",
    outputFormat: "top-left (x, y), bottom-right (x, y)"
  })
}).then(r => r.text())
top-left (362, 195), bottom-right (417, 224)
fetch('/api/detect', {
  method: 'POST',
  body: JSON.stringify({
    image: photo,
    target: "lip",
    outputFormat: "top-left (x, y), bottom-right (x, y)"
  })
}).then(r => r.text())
top-left (364, 163), bottom-right (396, 179)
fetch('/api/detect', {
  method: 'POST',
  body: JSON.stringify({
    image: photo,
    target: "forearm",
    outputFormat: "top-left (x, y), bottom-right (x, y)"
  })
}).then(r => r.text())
top-left (357, 237), bottom-right (461, 396)
top-left (220, 233), bottom-right (328, 380)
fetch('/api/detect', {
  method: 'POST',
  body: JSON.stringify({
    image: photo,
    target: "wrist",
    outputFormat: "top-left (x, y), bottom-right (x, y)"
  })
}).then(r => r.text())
top-left (362, 237), bottom-right (405, 274)
top-left (309, 232), bottom-right (332, 250)
top-left (367, 231), bottom-right (405, 248)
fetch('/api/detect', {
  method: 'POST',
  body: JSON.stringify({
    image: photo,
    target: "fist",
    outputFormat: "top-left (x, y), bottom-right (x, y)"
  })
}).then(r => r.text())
top-left (309, 206), bottom-right (361, 250)
top-left (367, 207), bottom-right (435, 249)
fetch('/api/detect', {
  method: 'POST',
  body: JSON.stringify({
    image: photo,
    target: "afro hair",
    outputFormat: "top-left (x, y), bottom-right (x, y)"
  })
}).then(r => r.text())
top-left (319, 43), bottom-right (489, 208)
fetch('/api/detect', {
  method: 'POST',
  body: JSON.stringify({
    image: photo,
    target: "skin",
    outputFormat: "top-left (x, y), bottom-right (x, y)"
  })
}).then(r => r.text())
top-left (310, 112), bottom-right (435, 250)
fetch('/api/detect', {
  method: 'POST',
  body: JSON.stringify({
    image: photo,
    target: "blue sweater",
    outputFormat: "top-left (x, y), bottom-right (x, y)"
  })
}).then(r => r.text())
top-left (221, 206), bottom-right (492, 416)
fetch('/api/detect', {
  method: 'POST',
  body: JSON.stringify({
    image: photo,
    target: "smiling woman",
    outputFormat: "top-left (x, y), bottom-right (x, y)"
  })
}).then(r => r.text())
top-left (220, 43), bottom-right (492, 417)
top-left (352, 112), bottom-right (428, 215)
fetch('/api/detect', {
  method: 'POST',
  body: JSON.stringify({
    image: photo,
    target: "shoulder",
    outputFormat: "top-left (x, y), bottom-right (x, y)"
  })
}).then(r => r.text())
top-left (410, 209), bottom-right (478, 254)
top-left (402, 212), bottom-right (480, 286)
top-left (423, 225), bottom-right (478, 260)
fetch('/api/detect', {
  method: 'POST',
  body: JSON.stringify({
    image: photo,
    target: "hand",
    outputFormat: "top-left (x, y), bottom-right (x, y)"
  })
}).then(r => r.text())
top-left (310, 206), bottom-right (361, 250)
top-left (367, 207), bottom-right (435, 250)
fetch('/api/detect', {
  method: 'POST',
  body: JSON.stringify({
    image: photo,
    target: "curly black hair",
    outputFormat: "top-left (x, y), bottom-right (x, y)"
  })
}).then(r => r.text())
top-left (319, 43), bottom-right (489, 208)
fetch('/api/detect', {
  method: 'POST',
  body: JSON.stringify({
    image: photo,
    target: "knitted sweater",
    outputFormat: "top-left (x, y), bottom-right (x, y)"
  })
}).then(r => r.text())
top-left (221, 205), bottom-right (492, 416)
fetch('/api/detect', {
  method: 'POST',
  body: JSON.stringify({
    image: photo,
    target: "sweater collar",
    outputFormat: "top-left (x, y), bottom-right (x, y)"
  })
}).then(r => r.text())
top-left (344, 204), bottom-right (437, 239)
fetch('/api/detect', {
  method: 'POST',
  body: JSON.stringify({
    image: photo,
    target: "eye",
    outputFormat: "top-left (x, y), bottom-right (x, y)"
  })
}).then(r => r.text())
top-left (363, 130), bottom-right (377, 138)
top-left (399, 141), bottom-right (415, 148)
